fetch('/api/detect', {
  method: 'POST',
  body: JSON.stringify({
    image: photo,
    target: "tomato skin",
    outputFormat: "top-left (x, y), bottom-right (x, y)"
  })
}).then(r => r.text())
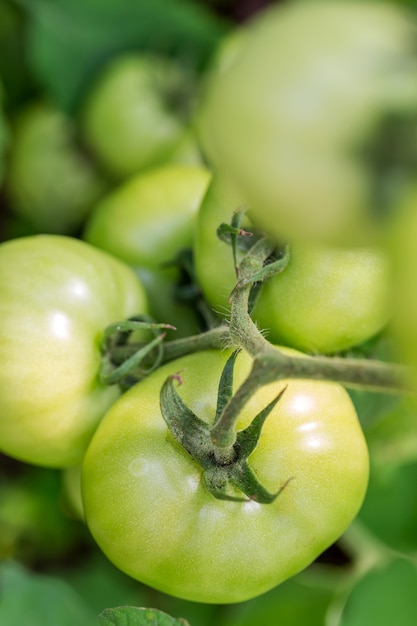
top-left (81, 54), bottom-right (194, 180)
top-left (0, 235), bottom-right (148, 468)
top-left (5, 101), bottom-right (106, 234)
top-left (83, 164), bottom-right (210, 269)
top-left (83, 164), bottom-right (211, 337)
top-left (252, 244), bottom-right (391, 354)
top-left (194, 175), bottom-right (391, 354)
top-left (197, 1), bottom-right (417, 245)
top-left (82, 348), bottom-right (369, 604)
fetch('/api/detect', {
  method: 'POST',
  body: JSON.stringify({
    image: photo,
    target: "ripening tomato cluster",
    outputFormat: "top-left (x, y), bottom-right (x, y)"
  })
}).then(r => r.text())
top-left (0, 0), bottom-right (416, 606)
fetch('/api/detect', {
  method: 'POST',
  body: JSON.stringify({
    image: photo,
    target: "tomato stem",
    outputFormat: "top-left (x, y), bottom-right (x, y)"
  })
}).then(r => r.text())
top-left (211, 226), bottom-right (413, 448)
top-left (100, 225), bottom-right (413, 401)
top-left (109, 325), bottom-right (230, 367)
top-left (159, 362), bottom-right (288, 503)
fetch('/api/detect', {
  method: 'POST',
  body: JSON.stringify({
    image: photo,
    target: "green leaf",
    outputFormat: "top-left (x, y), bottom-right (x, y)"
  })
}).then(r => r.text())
top-left (214, 349), bottom-right (240, 425)
top-left (0, 1), bottom-right (34, 110)
top-left (358, 457), bottom-right (417, 553)
top-left (364, 396), bottom-right (417, 467)
top-left (24, 0), bottom-right (229, 111)
top-left (62, 552), bottom-right (147, 616)
top-left (0, 82), bottom-right (9, 185)
top-left (98, 606), bottom-right (189, 626)
top-left (339, 558), bottom-right (417, 626)
top-left (0, 561), bottom-right (95, 626)
top-left (221, 569), bottom-right (336, 626)
top-left (0, 465), bottom-right (87, 564)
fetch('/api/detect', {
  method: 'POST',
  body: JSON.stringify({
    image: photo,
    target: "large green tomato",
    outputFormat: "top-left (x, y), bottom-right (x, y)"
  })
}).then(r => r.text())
top-left (82, 348), bottom-right (369, 604)
top-left (82, 53), bottom-right (200, 180)
top-left (0, 235), bottom-right (148, 468)
top-left (5, 101), bottom-right (106, 234)
top-left (194, 174), bottom-right (391, 354)
top-left (83, 164), bottom-right (211, 337)
top-left (197, 1), bottom-right (417, 245)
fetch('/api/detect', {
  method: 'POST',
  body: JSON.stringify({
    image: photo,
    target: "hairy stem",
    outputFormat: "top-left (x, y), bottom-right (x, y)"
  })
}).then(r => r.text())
top-left (210, 235), bottom-right (413, 449)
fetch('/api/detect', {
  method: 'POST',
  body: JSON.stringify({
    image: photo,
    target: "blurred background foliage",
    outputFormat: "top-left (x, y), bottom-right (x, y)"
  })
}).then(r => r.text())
top-left (1, 0), bottom-right (417, 625)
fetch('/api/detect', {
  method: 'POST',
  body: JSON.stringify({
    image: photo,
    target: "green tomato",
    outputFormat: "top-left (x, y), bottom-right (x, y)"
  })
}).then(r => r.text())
top-left (5, 101), bottom-right (106, 234)
top-left (82, 348), bottom-right (369, 604)
top-left (0, 235), bottom-right (148, 468)
top-left (389, 190), bottom-right (417, 387)
top-left (83, 164), bottom-right (211, 337)
top-left (81, 53), bottom-right (197, 180)
top-left (194, 174), bottom-right (391, 354)
top-left (197, 1), bottom-right (417, 245)
top-left (84, 164), bottom-right (210, 269)
top-left (252, 244), bottom-right (391, 354)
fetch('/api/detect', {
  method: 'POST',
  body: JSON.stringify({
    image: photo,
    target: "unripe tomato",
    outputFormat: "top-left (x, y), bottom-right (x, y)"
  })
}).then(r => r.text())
top-left (252, 244), bottom-right (391, 354)
top-left (194, 175), bottom-right (391, 354)
top-left (81, 54), bottom-right (197, 180)
top-left (5, 101), bottom-right (106, 234)
top-left (0, 235), bottom-right (148, 467)
top-left (82, 348), bottom-right (369, 604)
top-left (84, 164), bottom-right (210, 270)
top-left (83, 164), bottom-right (211, 337)
top-left (197, 1), bottom-right (417, 245)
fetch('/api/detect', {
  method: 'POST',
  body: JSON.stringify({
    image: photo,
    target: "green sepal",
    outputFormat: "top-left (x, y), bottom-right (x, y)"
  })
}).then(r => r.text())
top-left (232, 463), bottom-right (290, 504)
top-left (100, 314), bottom-right (175, 387)
top-left (203, 469), bottom-right (248, 502)
top-left (160, 374), bottom-right (213, 466)
top-left (214, 349), bottom-right (241, 426)
top-left (235, 386), bottom-right (287, 459)
top-left (217, 208), bottom-right (254, 273)
top-left (159, 361), bottom-right (291, 505)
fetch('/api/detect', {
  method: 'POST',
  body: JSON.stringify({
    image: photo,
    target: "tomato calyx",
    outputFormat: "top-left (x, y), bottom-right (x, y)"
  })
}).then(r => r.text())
top-left (100, 314), bottom-right (176, 388)
top-left (160, 350), bottom-right (291, 503)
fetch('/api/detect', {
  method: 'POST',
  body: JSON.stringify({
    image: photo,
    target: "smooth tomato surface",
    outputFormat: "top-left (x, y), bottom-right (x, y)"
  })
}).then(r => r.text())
top-left (82, 348), bottom-right (369, 604)
top-left (252, 244), bottom-right (391, 354)
top-left (5, 101), bottom-right (106, 234)
top-left (0, 235), bottom-right (148, 467)
top-left (83, 164), bottom-right (211, 337)
top-left (83, 164), bottom-right (210, 269)
top-left (81, 54), bottom-right (192, 179)
top-left (197, 1), bottom-right (417, 245)
top-left (194, 175), bottom-right (391, 354)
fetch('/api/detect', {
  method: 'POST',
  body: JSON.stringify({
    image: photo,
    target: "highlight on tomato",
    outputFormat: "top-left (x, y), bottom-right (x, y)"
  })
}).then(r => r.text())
top-left (82, 347), bottom-right (369, 604)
